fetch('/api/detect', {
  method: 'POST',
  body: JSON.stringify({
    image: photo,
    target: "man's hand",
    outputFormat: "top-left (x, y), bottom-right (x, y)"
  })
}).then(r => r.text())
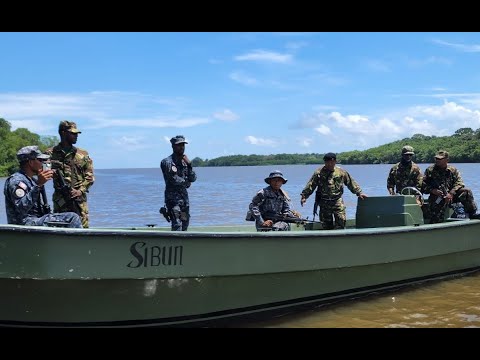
top-left (37, 169), bottom-right (54, 186)
top-left (388, 188), bottom-right (395, 195)
top-left (300, 195), bottom-right (306, 207)
top-left (70, 188), bottom-right (83, 199)
top-left (431, 189), bottom-right (443, 197)
top-left (183, 155), bottom-right (191, 165)
top-left (358, 193), bottom-right (368, 200)
top-left (262, 220), bottom-right (273, 227)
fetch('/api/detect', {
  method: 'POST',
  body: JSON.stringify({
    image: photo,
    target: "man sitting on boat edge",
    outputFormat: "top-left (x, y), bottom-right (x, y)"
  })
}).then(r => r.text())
top-left (3, 146), bottom-right (82, 228)
top-left (247, 170), bottom-right (299, 231)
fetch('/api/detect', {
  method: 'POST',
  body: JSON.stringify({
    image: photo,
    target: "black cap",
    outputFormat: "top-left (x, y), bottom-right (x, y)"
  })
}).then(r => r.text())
top-left (323, 152), bottom-right (336, 160)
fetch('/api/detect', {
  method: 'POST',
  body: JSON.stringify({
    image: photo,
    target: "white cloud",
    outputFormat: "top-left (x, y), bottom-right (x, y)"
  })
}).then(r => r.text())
top-left (0, 91), bottom-right (211, 134)
top-left (407, 56), bottom-right (452, 67)
top-left (297, 137), bottom-right (313, 147)
top-left (213, 109), bottom-right (239, 122)
top-left (244, 135), bottom-right (277, 147)
top-left (432, 39), bottom-right (480, 53)
top-left (229, 71), bottom-right (259, 86)
top-left (234, 50), bottom-right (293, 64)
top-left (314, 124), bottom-right (331, 135)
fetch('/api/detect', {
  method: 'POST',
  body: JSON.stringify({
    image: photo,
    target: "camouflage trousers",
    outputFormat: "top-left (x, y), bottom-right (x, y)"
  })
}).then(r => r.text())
top-left (428, 188), bottom-right (478, 224)
top-left (25, 212), bottom-right (83, 228)
top-left (53, 192), bottom-right (89, 228)
top-left (319, 198), bottom-right (346, 230)
top-left (167, 203), bottom-right (190, 231)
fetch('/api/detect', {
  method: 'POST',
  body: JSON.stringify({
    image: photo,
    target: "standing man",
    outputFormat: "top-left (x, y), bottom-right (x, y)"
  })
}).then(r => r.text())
top-left (300, 152), bottom-right (368, 230)
top-left (422, 150), bottom-right (478, 223)
top-left (387, 145), bottom-right (423, 195)
top-left (248, 170), bottom-right (297, 232)
top-left (4, 146), bottom-right (82, 228)
top-left (45, 120), bottom-right (95, 228)
top-left (161, 135), bottom-right (197, 231)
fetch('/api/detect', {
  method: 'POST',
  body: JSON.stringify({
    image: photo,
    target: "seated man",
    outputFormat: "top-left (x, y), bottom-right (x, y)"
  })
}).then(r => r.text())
top-left (3, 146), bottom-right (82, 228)
top-left (421, 150), bottom-right (478, 223)
top-left (248, 170), bottom-right (298, 231)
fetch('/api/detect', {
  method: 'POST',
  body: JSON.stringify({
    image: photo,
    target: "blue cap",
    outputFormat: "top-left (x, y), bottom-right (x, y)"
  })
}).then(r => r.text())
top-left (264, 170), bottom-right (288, 184)
top-left (16, 146), bottom-right (50, 162)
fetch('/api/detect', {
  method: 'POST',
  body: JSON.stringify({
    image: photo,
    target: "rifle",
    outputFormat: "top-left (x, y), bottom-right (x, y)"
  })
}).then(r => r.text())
top-left (435, 184), bottom-right (449, 205)
top-left (313, 199), bottom-right (319, 222)
top-left (51, 161), bottom-right (82, 214)
top-left (264, 213), bottom-right (321, 224)
top-left (40, 186), bottom-right (52, 216)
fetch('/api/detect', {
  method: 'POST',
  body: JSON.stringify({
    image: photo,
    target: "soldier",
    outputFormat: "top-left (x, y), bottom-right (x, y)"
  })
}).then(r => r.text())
top-left (45, 121), bottom-right (95, 228)
top-left (300, 152), bottom-right (368, 230)
top-left (161, 135), bottom-right (197, 231)
top-left (387, 145), bottom-right (423, 195)
top-left (422, 150), bottom-right (478, 223)
top-left (247, 170), bottom-right (298, 232)
top-left (3, 146), bottom-right (82, 228)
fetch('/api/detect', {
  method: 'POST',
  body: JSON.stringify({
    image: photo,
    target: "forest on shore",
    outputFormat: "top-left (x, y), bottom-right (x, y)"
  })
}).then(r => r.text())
top-left (191, 127), bottom-right (480, 167)
top-left (1, 116), bottom-right (480, 176)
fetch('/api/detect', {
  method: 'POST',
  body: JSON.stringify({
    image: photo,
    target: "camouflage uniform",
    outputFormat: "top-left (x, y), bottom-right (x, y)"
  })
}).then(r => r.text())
top-left (301, 166), bottom-right (363, 229)
top-left (161, 154), bottom-right (197, 231)
top-left (4, 170), bottom-right (82, 228)
top-left (249, 186), bottom-right (293, 231)
top-left (422, 164), bottom-right (477, 224)
top-left (45, 145), bottom-right (94, 228)
top-left (387, 161), bottom-right (422, 194)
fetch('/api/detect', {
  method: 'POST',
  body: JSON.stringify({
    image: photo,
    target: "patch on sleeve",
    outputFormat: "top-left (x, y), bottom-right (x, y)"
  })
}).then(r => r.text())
top-left (18, 182), bottom-right (28, 190)
top-left (14, 188), bottom-right (26, 198)
top-left (171, 165), bottom-right (177, 173)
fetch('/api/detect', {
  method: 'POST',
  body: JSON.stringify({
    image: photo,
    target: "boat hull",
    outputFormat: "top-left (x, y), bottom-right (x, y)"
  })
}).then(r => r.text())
top-left (1, 220), bottom-right (480, 327)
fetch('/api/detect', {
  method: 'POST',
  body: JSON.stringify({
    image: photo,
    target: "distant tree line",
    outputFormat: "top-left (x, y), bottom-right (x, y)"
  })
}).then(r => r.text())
top-left (0, 118), bottom-right (57, 176)
top-left (2, 116), bottom-right (480, 176)
top-left (191, 127), bottom-right (480, 167)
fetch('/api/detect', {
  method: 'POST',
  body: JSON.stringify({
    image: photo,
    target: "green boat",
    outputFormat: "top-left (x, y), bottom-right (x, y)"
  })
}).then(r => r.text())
top-left (1, 193), bottom-right (480, 327)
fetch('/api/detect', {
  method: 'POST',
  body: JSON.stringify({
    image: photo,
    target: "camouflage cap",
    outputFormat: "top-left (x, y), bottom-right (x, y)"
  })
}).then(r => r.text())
top-left (435, 150), bottom-right (449, 159)
top-left (59, 120), bottom-right (81, 134)
top-left (264, 170), bottom-right (288, 184)
top-left (170, 135), bottom-right (188, 145)
top-left (401, 145), bottom-right (415, 155)
top-left (16, 145), bottom-right (50, 162)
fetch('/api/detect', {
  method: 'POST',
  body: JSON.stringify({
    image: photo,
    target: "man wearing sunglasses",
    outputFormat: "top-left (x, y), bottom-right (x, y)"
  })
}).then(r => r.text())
top-left (3, 146), bottom-right (82, 227)
top-left (387, 145), bottom-right (422, 195)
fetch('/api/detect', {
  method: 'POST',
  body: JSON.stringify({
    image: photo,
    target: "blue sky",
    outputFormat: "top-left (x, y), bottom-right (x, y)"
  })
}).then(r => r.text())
top-left (1, 32), bottom-right (480, 169)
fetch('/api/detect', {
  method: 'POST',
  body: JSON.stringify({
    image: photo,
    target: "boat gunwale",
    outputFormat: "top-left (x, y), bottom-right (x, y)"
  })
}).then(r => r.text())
top-left (0, 219), bottom-right (479, 239)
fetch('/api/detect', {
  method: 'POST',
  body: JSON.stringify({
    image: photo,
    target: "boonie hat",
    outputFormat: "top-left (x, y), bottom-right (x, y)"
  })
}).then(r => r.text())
top-left (170, 135), bottom-right (188, 145)
top-left (402, 145), bottom-right (415, 155)
top-left (16, 146), bottom-right (50, 162)
top-left (323, 152), bottom-right (337, 161)
top-left (59, 120), bottom-right (81, 134)
top-left (435, 150), bottom-right (449, 159)
top-left (264, 170), bottom-right (288, 184)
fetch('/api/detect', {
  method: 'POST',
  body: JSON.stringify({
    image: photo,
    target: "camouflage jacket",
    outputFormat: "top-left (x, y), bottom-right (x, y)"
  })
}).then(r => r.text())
top-left (249, 186), bottom-right (293, 225)
top-left (422, 164), bottom-right (465, 195)
top-left (3, 171), bottom-right (45, 224)
top-left (45, 145), bottom-right (95, 199)
top-left (161, 154), bottom-right (197, 205)
top-left (387, 161), bottom-right (422, 194)
top-left (301, 166), bottom-right (362, 201)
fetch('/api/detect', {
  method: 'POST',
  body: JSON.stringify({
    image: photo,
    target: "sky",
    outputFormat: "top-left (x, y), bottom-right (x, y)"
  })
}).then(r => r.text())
top-left (1, 32), bottom-right (480, 169)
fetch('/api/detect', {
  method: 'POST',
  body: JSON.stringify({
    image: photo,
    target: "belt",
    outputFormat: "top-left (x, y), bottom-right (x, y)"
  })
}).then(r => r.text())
top-left (320, 196), bottom-right (341, 201)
